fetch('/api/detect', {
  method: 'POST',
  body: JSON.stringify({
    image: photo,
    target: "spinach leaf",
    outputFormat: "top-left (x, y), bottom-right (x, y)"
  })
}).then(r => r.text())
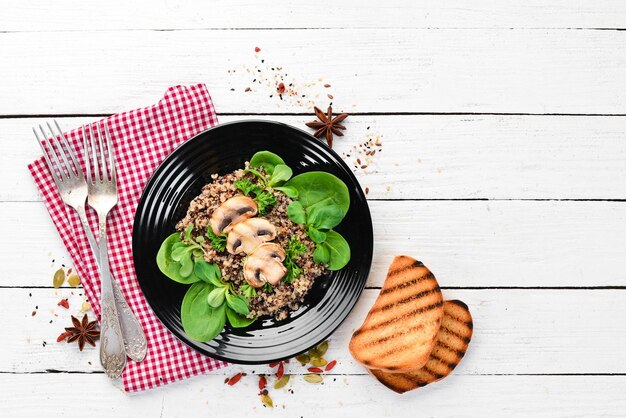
top-left (268, 164), bottom-right (292, 186)
top-left (285, 172), bottom-right (350, 217)
top-left (307, 226), bottom-right (327, 244)
top-left (250, 151), bottom-right (285, 175)
top-left (207, 286), bottom-right (227, 308)
top-left (240, 284), bottom-right (257, 298)
top-left (226, 307), bottom-right (256, 328)
top-left (181, 282), bottom-right (226, 342)
top-left (226, 293), bottom-right (249, 316)
top-left (307, 205), bottom-right (345, 230)
top-left (313, 243), bottom-right (330, 264)
top-left (322, 230), bottom-right (351, 270)
top-left (274, 186), bottom-right (299, 198)
top-left (156, 233), bottom-right (200, 284)
top-left (194, 260), bottom-right (224, 287)
top-left (287, 201), bottom-right (306, 224)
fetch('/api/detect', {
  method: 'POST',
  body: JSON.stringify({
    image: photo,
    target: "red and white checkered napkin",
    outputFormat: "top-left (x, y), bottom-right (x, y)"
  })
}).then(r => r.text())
top-left (28, 84), bottom-right (229, 392)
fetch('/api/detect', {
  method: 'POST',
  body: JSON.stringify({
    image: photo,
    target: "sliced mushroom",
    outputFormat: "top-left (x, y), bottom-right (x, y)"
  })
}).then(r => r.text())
top-left (243, 243), bottom-right (287, 288)
top-left (226, 218), bottom-right (277, 255)
top-left (209, 195), bottom-right (258, 235)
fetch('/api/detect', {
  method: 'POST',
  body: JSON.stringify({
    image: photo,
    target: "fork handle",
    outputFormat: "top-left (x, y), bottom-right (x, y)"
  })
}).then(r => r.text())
top-left (75, 206), bottom-right (147, 362)
top-left (96, 213), bottom-right (127, 378)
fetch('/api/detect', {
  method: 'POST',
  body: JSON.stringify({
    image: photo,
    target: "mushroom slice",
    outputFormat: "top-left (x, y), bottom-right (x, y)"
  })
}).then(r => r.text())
top-left (209, 195), bottom-right (258, 235)
top-left (243, 243), bottom-right (287, 288)
top-left (226, 218), bottom-right (277, 255)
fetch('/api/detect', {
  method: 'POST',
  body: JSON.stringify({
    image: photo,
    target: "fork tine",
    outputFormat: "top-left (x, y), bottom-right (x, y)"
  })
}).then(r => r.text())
top-left (53, 120), bottom-right (82, 178)
top-left (39, 125), bottom-right (68, 180)
top-left (82, 126), bottom-right (91, 183)
top-left (46, 121), bottom-right (75, 178)
top-left (33, 127), bottom-right (62, 184)
top-left (103, 123), bottom-right (116, 183)
top-left (96, 123), bottom-right (109, 181)
top-left (88, 124), bottom-right (100, 182)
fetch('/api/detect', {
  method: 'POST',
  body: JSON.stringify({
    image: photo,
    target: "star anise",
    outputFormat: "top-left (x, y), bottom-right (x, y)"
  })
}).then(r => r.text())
top-left (305, 106), bottom-right (348, 148)
top-left (65, 314), bottom-right (99, 351)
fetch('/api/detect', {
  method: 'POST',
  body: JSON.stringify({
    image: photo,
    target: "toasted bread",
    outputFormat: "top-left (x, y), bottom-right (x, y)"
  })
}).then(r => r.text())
top-left (370, 299), bottom-right (474, 394)
top-left (349, 256), bottom-right (444, 372)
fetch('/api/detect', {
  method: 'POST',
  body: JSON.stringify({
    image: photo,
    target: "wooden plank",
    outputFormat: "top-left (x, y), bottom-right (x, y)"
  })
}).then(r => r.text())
top-left (5, 115), bottom-right (626, 202)
top-left (3, 1), bottom-right (626, 31)
top-left (4, 288), bottom-right (626, 374)
top-left (4, 199), bottom-right (626, 288)
top-left (1, 29), bottom-right (625, 115)
top-left (0, 373), bottom-right (624, 417)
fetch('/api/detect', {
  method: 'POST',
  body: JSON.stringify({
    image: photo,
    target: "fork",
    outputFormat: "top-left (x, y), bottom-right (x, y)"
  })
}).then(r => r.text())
top-left (34, 121), bottom-right (145, 377)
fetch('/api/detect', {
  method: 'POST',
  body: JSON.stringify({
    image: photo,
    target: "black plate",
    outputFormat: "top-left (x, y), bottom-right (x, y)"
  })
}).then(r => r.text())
top-left (132, 120), bottom-right (373, 364)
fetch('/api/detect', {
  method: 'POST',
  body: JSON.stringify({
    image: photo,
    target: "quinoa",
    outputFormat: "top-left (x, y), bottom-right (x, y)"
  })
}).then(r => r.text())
top-left (176, 164), bottom-right (326, 321)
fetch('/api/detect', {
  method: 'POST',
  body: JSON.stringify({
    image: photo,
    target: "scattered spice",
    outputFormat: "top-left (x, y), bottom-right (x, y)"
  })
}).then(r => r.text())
top-left (274, 375), bottom-right (290, 389)
top-left (255, 46), bottom-right (261, 53)
top-left (226, 372), bottom-right (243, 386)
top-left (57, 298), bottom-right (69, 309)
top-left (324, 84), bottom-right (331, 88)
top-left (269, 362), bottom-right (279, 368)
top-left (276, 362), bottom-right (285, 379)
top-left (316, 341), bottom-right (329, 356)
top-left (244, 87), bottom-right (251, 92)
top-left (305, 106), bottom-right (348, 148)
top-left (64, 314), bottom-right (99, 351)
top-left (307, 367), bottom-right (324, 373)
top-left (325, 360), bottom-right (337, 371)
top-left (56, 331), bottom-right (71, 342)
top-left (303, 374), bottom-right (323, 384)
top-left (67, 274), bottom-right (81, 287)
top-left (365, 187), bottom-right (370, 195)
top-left (258, 375), bottom-right (267, 390)
top-left (295, 353), bottom-right (310, 365)
top-left (80, 301), bottom-right (91, 313)
top-left (53, 268), bottom-right (65, 288)
top-left (327, 94), bottom-right (334, 100)
top-left (31, 310), bottom-right (36, 316)
top-left (310, 357), bottom-right (327, 367)
top-left (260, 393), bottom-right (273, 408)
top-left (276, 82), bottom-right (285, 94)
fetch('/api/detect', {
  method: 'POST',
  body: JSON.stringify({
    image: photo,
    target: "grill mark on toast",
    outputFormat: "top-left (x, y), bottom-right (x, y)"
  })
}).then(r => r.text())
top-left (380, 271), bottom-right (435, 295)
top-left (360, 323), bottom-right (426, 347)
top-left (441, 324), bottom-right (472, 344)
top-left (356, 301), bottom-right (443, 334)
top-left (386, 259), bottom-right (424, 277)
top-left (373, 286), bottom-right (441, 313)
top-left (421, 366), bottom-right (444, 380)
top-left (435, 340), bottom-right (466, 358)
top-left (430, 352), bottom-right (458, 369)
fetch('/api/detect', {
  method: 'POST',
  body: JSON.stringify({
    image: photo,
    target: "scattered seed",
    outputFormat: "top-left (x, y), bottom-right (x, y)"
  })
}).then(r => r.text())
top-left (260, 394), bottom-right (273, 408)
top-left (310, 358), bottom-right (327, 367)
top-left (269, 362), bottom-right (279, 368)
top-left (327, 94), bottom-right (334, 100)
top-left (31, 311), bottom-right (36, 316)
top-left (80, 301), bottom-right (91, 313)
top-left (67, 274), bottom-right (81, 287)
top-left (227, 373), bottom-right (243, 386)
top-left (304, 374), bottom-right (323, 384)
top-left (276, 362), bottom-right (285, 379)
top-left (325, 360), bottom-right (337, 371)
top-left (277, 82), bottom-right (286, 94)
top-left (57, 331), bottom-right (71, 342)
top-left (295, 354), bottom-right (310, 365)
top-left (365, 187), bottom-right (370, 194)
top-left (57, 299), bottom-right (69, 309)
top-left (274, 375), bottom-right (290, 389)
top-left (53, 268), bottom-right (65, 288)
top-left (307, 367), bottom-right (324, 373)
top-left (259, 375), bottom-right (267, 390)
top-left (255, 47), bottom-right (261, 53)
top-left (316, 341), bottom-right (329, 356)
top-left (324, 84), bottom-right (331, 88)
top-left (245, 87), bottom-right (251, 92)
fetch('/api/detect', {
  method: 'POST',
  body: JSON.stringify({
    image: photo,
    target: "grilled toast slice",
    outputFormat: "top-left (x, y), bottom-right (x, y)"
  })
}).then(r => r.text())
top-left (349, 256), bottom-right (444, 372)
top-left (370, 299), bottom-right (474, 393)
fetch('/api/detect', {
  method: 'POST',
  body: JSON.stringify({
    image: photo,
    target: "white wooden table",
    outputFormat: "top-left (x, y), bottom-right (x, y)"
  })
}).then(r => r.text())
top-left (2, 1), bottom-right (626, 416)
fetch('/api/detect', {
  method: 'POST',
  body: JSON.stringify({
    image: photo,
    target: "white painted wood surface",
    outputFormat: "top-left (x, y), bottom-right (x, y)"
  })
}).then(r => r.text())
top-left (1, 1), bottom-right (625, 416)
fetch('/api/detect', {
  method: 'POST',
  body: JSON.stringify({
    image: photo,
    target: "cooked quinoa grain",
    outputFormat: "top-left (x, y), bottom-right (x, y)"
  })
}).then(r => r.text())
top-left (176, 164), bottom-right (326, 321)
